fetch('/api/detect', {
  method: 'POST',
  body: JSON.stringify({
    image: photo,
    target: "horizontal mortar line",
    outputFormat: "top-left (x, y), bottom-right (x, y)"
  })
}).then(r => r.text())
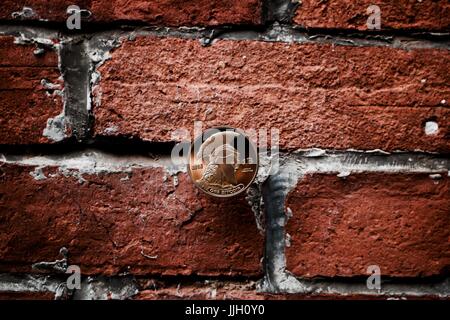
top-left (1, 24), bottom-right (449, 49)
top-left (0, 272), bottom-right (447, 297)
top-left (289, 277), bottom-right (450, 297)
top-left (291, 166), bottom-right (450, 174)
top-left (218, 35), bottom-right (450, 50)
top-left (291, 148), bottom-right (450, 156)
top-left (0, 149), bottom-right (448, 175)
top-left (0, 150), bottom-right (185, 175)
top-left (1, 20), bottom-right (449, 38)
top-left (0, 22), bottom-right (442, 36)
top-left (0, 273), bottom-right (259, 292)
top-left (283, 152), bottom-right (450, 175)
top-left (290, 25), bottom-right (450, 36)
top-left (110, 27), bottom-right (450, 49)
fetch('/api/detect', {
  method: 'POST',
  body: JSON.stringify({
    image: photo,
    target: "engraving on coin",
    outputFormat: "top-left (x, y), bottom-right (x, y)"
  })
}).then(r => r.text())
top-left (188, 127), bottom-right (258, 197)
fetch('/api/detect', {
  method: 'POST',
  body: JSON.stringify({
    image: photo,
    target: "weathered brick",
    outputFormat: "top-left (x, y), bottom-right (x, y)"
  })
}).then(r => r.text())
top-left (0, 36), bottom-right (64, 144)
top-left (134, 282), bottom-right (264, 300)
top-left (1, 0), bottom-right (262, 26)
top-left (0, 291), bottom-right (54, 300)
top-left (285, 173), bottom-right (450, 278)
top-left (294, 0), bottom-right (450, 31)
top-left (134, 288), bottom-right (447, 300)
top-left (0, 163), bottom-right (262, 276)
top-left (94, 37), bottom-right (450, 152)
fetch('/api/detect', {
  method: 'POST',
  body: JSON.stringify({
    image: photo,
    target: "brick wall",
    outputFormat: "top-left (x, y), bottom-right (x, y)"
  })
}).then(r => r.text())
top-left (0, 0), bottom-right (449, 300)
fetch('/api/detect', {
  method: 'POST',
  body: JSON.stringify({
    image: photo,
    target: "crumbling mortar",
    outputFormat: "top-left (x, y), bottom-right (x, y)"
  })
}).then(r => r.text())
top-left (31, 247), bottom-right (74, 299)
top-left (263, 0), bottom-right (300, 24)
top-left (59, 39), bottom-right (92, 141)
top-left (0, 272), bottom-right (447, 299)
top-left (1, 149), bottom-right (448, 181)
top-left (87, 35), bottom-right (124, 111)
top-left (1, 24), bottom-right (449, 51)
top-left (0, 149), bottom-right (187, 181)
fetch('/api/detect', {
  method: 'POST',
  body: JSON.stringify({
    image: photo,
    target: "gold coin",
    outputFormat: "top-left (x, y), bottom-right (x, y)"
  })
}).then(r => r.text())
top-left (188, 127), bottom-right (258, 197)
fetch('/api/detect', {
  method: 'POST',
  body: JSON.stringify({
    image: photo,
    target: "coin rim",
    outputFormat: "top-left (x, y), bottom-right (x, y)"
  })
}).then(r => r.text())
top-left (187, 126), bottom-right (259, 198)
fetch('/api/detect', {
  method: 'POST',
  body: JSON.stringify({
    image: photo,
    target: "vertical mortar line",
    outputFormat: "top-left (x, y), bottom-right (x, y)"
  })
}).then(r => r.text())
top-left (60, 38), bottom-right (91, 141)
top-left (262, 174), bottom-right (286, 293)
top-left (261, 157), bottom-right (303, 293)
top-left (262, 0), bottom-right (300, 24)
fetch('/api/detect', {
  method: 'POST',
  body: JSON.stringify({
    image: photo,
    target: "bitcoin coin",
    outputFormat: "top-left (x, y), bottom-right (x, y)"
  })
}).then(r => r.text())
top-left (188, 127), bottom-right (258, 197)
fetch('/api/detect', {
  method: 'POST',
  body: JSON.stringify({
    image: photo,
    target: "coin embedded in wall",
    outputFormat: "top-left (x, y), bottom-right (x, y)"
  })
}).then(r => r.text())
top-left (188, 127), bottom-right (258, 198)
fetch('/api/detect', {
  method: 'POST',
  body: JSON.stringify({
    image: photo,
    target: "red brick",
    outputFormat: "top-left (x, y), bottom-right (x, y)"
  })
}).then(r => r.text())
top-left (94, 37), bottom-right (450, 152)
top-left (0, 36), bottom-right (64, 144)
top-left (294, 0), bottom-right (450, 31)
top-left (134, 288), bottom-right (447, 300)
top-left (0, 163), bottom-right (262, 276)
top-left (134, 282), bottom-right (264, 300)
top-left (0, 291), bottom-right (54, 300)
top-left (285, 173), bottom-right (450, 278)
top-left (0, 0), bottom-right (262, 26)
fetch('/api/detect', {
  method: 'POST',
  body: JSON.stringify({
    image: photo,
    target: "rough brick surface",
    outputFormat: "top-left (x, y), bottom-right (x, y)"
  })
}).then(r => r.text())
top-left (285, 173), bottom-right (450, 278)
top-left (0, 0), bottom-right (262, 26)
top-left (0, 36), bottom-right (63, 144)
top-left (294, 0), bottom-right (450, 31)
top-left (133, 287), bottom-right (444, 300)
top-left (133, 285), bottom-right (393, 300)
top-left (0, 163), bottom-right (262, 276)
top-left (134, 282), bottom-right (263, 300)
top-left (0, 291), bottom-right (54, 300)
top-left (94, 37), bottom-right (450, 152)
